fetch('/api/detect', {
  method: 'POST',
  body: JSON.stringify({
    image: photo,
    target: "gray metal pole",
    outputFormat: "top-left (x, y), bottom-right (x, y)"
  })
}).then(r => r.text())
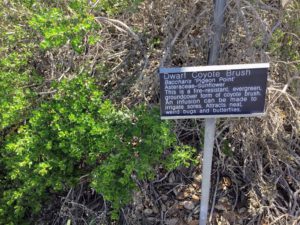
top-left (208, 0), bottom-right (226, 66)
top-left (199, 118), bottom-right (216, 224)
top-left (199, 0), bottom-right (226, 225)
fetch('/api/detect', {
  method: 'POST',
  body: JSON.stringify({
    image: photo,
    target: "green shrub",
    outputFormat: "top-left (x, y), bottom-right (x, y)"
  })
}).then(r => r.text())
top-left (0, 0), bottom-right (145, 130)
top-left (269, 2), bottom-right (300, 69)
top-left (0, 75), bottom-right (191, 223)
top-left (0, 2), bottom-right (37, 130)
top-left (29, 6), bottom-right (100, 53)
top-left (28, 0), bottom-right (144, 52)
top-left (0, 1), bottom-right (194, 224)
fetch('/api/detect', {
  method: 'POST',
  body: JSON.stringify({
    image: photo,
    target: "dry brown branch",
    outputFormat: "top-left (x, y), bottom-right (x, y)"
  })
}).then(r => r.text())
top-left (95, 16), bottom-right (140, 42)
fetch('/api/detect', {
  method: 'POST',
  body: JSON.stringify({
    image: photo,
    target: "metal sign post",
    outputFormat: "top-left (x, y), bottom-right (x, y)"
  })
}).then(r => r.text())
top-left (159, 1), bottom-right (269, 225)
top-left (159, 62), bottom-right (269, 224)
top-left (200, 1), bottom-right (225, 224)
top-left (199, 118), bottom-right (216, 224)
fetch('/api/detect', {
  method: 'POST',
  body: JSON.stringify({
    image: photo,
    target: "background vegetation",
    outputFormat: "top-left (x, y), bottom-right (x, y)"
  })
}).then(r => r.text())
top-left (0, 0), bottom-right (299, 224)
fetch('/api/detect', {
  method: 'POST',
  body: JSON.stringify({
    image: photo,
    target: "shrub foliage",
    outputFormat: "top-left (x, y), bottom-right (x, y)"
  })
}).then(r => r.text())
top-left (0, 0), bottom-right (198, 224)
top-left (0, 75), bottom-right (181, 223)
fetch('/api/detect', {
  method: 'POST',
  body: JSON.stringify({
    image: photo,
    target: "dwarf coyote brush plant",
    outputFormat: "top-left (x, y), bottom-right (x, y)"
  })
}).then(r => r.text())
top-left (0, 76), bottom-right (194, 223)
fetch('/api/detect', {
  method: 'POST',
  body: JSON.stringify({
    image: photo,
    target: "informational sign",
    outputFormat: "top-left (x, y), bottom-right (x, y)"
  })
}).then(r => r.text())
top-left (159, 63), bottom-right (269, 119)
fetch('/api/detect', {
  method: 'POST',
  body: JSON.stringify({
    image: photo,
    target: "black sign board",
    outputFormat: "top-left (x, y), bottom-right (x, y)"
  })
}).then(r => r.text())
top-left (159, 63), bottom-right (269, 119)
